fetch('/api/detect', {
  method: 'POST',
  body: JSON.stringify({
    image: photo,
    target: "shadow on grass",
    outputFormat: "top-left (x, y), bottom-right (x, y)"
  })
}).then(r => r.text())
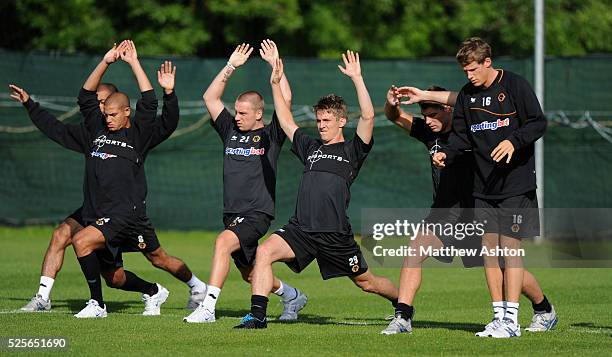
top-left (58, 299), bottom-right (137, 313)
top-left (267, 316), bottom-right (482, 331)
top-left (1, 296), bottom-right (140, 314)
top-left (571, 322), bottom-right (612, 337)
top-left (337, 317), bottom-right (483, 331)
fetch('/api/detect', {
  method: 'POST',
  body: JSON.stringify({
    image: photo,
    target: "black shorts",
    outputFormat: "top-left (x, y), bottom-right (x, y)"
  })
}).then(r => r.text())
top-left (275, 222), bottom-right (369, 280)
top-left (66, 207), bottom-right (86, 227)
top-left (87, 215), bottom-right (160, 267)
top-left (424, 205), bottom-right (483, 268)
top-left (223, 213), bottom-right (271, 268)
top-left (475, 190), bottom-right (540, 239)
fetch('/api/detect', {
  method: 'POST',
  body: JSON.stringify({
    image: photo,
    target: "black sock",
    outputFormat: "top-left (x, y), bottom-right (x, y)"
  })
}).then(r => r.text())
top-left (395, 303), bottom-right (414, 320)
top-left (532, 295), bottom-right (552, 313)
top-left (120, 271), bottom-right (158, 296)
top-left (390, 298), bottom-right (399, 308)
top-left (250, 295), bottom-right (269, 320)
top-left (77, 253), bottom-right (104, 306)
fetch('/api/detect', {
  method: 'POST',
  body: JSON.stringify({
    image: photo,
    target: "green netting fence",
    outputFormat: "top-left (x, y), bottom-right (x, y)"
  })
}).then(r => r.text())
top-left (1, 50), bottom-right (611, 231)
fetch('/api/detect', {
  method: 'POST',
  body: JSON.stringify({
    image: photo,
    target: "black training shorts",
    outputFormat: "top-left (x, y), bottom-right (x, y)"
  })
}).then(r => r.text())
top-left (223, 213), bottom-right (271, 268)
top-left (475, 190), bottom-right (540, 239)
top-left (275, 222), bottom-right (368, 280)
top-left (88, 215), bottom-right (160, 267)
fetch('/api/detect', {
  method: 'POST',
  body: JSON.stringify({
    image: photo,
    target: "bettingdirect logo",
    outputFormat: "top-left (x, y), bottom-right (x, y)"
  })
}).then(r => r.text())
top-left (225, 147), bottom-right (265, 157)
top-left (470, 118), bottom-right (510, 133)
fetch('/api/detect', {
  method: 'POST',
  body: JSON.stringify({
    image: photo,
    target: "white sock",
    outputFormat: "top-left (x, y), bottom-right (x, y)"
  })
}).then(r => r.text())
top-left (505, 302), bottom-right (520, 325)
top-left (273, 281), bottom-right (297, 301)
top-left (37, 276), bottom-right (54, 301)
top-left (201, 285), bottom-right (221, 311)
top-left (492, 301), bottom-right (505, 321)
top-left (187, 274), bottom-right (207, 293)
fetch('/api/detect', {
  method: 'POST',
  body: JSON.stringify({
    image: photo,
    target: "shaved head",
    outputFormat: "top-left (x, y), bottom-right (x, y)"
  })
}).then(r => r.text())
top-left (97, 83), bottom-right (118, 94)
top-left (105, 92), bottom-right (130, 109)
top-left (236, 91), bottom-right (264, 112)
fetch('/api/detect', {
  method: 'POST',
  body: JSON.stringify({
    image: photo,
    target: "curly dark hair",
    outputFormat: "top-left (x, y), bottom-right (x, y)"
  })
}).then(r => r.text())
top-left (313, 94), bottom-right (347, 120)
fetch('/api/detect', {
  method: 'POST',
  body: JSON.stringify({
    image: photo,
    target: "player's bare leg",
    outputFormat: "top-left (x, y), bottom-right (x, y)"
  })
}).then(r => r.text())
top-left (232, 234), bottom-right (296, 328)
top-left (251, 234), bottom-right (296, 296)
top-left (350, 270), bottom-right (399, 303)
top-left (209, 230), bottom-right (241, 288)
top-left (382, 232), bottom-right (442, 334)
top-left (41, 218), bottom-right (82, 278)
top-left (398, 231), bottom-right (444, 304)
top-left (21, 218), bottom-right (83, 312)
top-left (475, 233), bottom-right (507, 336)
top-left (522, 270), bottom-right (543, 304)
top-left (499, 234), bottom-right (524, 332)
top-left (184, 232), bottom-right (304, 323)
top-left (143, 247), bottom-right (206, 309)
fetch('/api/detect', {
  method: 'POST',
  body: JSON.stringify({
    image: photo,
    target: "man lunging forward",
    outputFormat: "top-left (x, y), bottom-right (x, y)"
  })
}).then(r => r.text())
top-left (184, 40), bottom-right (307, 323)
top-left (235, 51), bottom-right (399, 329)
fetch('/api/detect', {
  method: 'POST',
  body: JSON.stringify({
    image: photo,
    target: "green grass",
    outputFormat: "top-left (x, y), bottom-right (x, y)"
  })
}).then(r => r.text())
top-left (1, 226), bottom-right (611, 356)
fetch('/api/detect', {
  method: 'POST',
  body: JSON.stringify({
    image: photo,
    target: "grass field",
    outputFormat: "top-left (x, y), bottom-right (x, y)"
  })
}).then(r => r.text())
top-left (1, 226), bottom-right (611, 356)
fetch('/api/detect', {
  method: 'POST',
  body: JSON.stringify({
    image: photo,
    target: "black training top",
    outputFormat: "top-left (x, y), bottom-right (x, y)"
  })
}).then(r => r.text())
top-left (289, 128), bottom-right (373, 234)
top-left (211, 108), bottom-right (286, 218)
top-left (24, 89), bottom-right (177, 221)
top-left (443, 70), bottom-right (547, 199)
top-left (410, 118), bottom-right (474, 208)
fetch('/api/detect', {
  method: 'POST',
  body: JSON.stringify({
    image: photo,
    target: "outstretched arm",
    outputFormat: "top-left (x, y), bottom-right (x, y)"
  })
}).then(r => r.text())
top-left (338, 50), bottom-right (374, 144)
top-left (10, 85), bottom-right (87, 153)
top-left (203, 43), bottom-right (253, 121)
top-left (148, 61), bottom-right (179, 148)
top-left (120, 40), bottom-right (153, 92)
top-left (270, 58), bottom-right (299, 141)
top-left (396, 86), bottom-right (458, 107)
top-left (383, 85), bottom-right (416, 132)
top-left (260, 39), bottom-right (291, 107)
top-left (82, 43), bottom-right (121, 91)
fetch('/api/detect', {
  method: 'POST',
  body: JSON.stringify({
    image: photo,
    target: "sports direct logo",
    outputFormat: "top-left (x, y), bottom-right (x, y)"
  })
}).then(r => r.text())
top-left (470, 118), bottom-right (510, 133)
top-left (225, 147), bottom-right (265, 157)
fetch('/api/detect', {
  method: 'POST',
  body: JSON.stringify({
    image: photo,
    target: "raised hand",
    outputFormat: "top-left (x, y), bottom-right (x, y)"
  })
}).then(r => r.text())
top-left (103, 43), bottom-right (121, 65)
top-left (395, 86), bottom-right (426, 105)
top-left (228, 43), bottom-right (253, 68)
top-left (259, 39), bottom-right (279, 67)
top-left (120, 40), bottom-right (139, 66)
top-left (338, 50), bottom-right (361, 79)
top-left (386, 85), bottom-right (400, 106)
top-left (270, 58), bottom-right (284, 85)
top-left (157, 61), bottom-right (176, 94)
top-left (8, 84), bottom-right (29, 103)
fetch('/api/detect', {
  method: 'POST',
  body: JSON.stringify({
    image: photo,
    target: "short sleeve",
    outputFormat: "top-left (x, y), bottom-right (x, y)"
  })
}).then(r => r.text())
top-left (291, 128), bottom-right (318, 164)
top-left (267, 111), bottom-right (287, 144)
top-left (210, 107), bottom-right (235, 143)
top-left (348, 132), bottom-right (374, 169)
top-left (409, 117), bottom-right (430, 144)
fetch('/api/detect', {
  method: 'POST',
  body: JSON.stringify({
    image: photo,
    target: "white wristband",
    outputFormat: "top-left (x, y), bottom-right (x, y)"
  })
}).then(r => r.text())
top-left (226, 62), bottom-right (235, 70)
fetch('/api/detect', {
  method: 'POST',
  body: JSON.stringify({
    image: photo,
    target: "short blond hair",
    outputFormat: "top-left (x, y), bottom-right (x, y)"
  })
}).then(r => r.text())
top-left (456, 37), bottom-right (492, 67)
top-left (236, 91), bottom-right (264, 112)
